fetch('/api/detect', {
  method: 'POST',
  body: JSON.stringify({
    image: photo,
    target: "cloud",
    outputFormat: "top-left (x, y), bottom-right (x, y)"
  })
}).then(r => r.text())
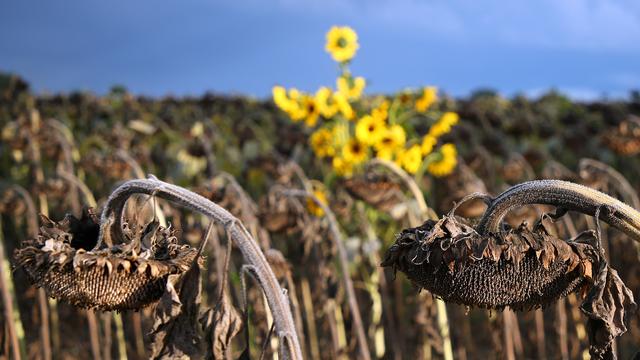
top-left (239, 0), bottom-right (640, 51)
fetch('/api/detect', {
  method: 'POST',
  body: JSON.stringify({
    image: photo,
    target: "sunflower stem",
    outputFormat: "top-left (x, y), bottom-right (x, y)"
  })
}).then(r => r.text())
top-left (99, 176), bottom-right (302, 359)
top-left (476, 179), bottom-right (640, 240)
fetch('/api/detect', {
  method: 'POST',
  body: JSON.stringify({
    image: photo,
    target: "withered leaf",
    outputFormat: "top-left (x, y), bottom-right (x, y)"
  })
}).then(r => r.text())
top-left (580, 262), bottom-right (637, 360)
top-left (199, 294), bottom-right (243, 360)
top-left (150, 263), bottom-right (203, 359)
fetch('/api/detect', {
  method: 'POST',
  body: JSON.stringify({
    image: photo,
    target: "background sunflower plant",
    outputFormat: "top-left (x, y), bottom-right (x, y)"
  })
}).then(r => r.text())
top-left (272, 26), bottom-right (459, 180)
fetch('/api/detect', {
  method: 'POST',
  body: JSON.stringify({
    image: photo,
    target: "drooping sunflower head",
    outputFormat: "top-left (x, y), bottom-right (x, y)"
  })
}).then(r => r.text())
top-left (325, 26), bottom-right (359, 63)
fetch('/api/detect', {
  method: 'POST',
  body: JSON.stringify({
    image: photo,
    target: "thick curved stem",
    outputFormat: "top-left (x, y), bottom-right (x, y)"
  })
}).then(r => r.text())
top-left (98, 176), bottom-right (302, 359)
top-left (476, 179), bottom-right (640, 240)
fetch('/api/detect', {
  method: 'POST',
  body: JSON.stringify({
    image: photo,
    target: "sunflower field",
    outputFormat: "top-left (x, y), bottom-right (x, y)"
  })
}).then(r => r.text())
top-left (1, 26), bottom-right (640, 360)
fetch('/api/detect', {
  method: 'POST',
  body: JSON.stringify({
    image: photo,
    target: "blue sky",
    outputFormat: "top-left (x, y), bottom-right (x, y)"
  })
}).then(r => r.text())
top-left (1, 0), bottom-right (639, 100)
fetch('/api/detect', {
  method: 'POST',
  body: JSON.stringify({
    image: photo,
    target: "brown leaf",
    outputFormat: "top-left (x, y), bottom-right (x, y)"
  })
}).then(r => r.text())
top-left (581, 262), bottom-right (637, 359)
top-left (150, 263), bottom-right (203, 359)
top-left (200, 294), bottom-right (243, 360)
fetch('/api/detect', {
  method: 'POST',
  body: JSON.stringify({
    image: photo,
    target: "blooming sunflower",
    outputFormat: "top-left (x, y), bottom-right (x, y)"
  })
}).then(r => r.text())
top-left (355, 115), bottom-right (385, 145)
top-left (306, 187), bottom-right (328, 217)
top-left (337, 75), bottom-right (366, 100)
top-left (300, 95), bottom-right (320, 127)
top-left (376, 149), bottom-right (393, 161)
top-left (332, 156), bottom-right (354, 177)
top-left (415, 86), bottom-right (438, 112)
top-left (325, 26), bottom-right (359, 63)
top-left (276, 88), bottom-right (306, 122)
top-left (428, 112), bottom-right (459, 138)
top-left (272, 86), bottom-right (295, 113)
top-left (314, 87), bottom-right (339, 118)
top-left (396, 144), bottom-right (423, 174)
top-left (342, 139), bottom-right (368, 165)
top-left (310, 128), bottom-right (335, 158)
top-left (427, 143), bottom-right (458, 177)
top-left (421, 134), bottom-right (437, 155)
top-left (334, 92), bottom-right (355, 120)
top-left (372, 100), bottom-right (390, 121)
top-left (375, 125), bottom-right (406, 154)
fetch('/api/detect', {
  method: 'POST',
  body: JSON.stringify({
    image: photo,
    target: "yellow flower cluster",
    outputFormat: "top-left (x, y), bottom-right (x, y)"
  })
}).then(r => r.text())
top-left (273, 86), bottom-right (354, 127)
top-left (273, 25), bottom-right (461, 179)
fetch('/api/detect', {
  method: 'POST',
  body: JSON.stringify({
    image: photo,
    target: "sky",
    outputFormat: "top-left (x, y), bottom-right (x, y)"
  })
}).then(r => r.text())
top-left (1, 0), bottom-right (639, 100)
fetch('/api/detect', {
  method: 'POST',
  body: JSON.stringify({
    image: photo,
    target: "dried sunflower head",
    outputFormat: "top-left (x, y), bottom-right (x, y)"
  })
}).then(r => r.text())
top-left (342, 171), bottom-right (405, 213)
top-left (382, 212), bottom-right (636, 357)
top-left (602, 116), bottom-right (640, 156)
top-left (382, 214), bottom-right (596, 311)
top-left (14, 208), bottom-right (197, 311)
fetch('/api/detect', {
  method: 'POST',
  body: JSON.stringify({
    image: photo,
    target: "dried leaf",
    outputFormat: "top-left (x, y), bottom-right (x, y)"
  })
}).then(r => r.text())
top-left (150, 264), bottom-right (203, 359)
top-left (200, 294), bottom-right (243, 359)
top-left (581, 261), bottom-right (637, 359)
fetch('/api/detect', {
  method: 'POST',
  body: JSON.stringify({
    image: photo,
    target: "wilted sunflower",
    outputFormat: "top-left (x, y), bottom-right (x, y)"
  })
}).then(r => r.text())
top-left (325, 26), bottom-right (359, 63)
top-left (14, 209), bottom-right (198, 311)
